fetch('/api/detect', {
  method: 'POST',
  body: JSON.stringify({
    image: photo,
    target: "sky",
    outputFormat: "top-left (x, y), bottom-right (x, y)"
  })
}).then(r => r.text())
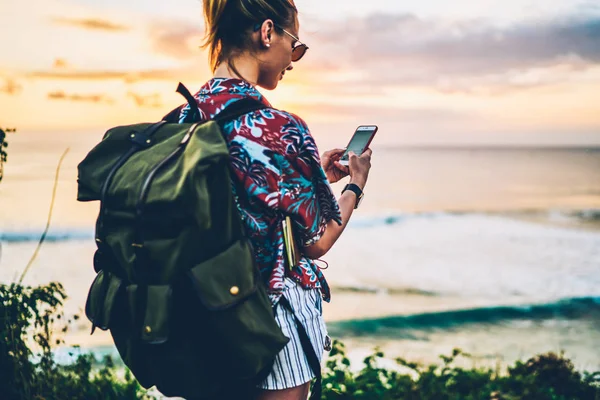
top-left (0, 0), bottom-right (599, 146)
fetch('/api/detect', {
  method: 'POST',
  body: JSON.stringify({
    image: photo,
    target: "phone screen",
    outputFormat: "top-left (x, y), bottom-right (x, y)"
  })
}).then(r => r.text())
top-left (341, 126), bottom-right (377, 161)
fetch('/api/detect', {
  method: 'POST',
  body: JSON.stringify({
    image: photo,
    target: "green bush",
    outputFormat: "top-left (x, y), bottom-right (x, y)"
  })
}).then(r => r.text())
top-left (322, 340), bottom-right (600, 400)
top-left (0, 282), bottom-right (145, 400)
top-left (2, 281), bottom-right (599, 399)
top-left (0, 127), bottom-right (14, 183)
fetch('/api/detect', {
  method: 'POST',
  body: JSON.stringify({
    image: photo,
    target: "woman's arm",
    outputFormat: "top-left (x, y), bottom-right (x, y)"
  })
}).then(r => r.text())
top-left (302, 149), bottom-right (372, 259)
top-left (302, 186), bottom-right (360, 259)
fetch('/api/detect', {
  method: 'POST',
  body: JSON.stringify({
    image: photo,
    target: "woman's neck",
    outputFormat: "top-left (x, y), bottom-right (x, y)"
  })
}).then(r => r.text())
top-left (213, 55), bottom-right (259, 86)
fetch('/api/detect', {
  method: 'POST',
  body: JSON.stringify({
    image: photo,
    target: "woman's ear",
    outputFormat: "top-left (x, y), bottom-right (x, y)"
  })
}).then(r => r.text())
top-left (260, 19), bottom-right (274, 48)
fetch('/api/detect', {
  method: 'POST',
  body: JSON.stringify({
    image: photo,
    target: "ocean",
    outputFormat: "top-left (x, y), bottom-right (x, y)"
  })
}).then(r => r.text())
top-left (1, 130), bottom-right (599, 372)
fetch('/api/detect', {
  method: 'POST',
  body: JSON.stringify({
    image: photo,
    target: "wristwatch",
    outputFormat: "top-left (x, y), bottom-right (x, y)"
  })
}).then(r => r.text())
top-left (342, 183), bottom-right (364, 209)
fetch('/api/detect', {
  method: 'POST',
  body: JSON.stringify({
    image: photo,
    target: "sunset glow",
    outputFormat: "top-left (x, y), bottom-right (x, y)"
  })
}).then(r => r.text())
top-left (1, 0), bottom-right (599, 145)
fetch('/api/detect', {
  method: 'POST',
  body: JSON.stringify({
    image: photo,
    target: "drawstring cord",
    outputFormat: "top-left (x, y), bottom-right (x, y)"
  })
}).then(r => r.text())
top-left (315, 258), bottom-right (329, 270)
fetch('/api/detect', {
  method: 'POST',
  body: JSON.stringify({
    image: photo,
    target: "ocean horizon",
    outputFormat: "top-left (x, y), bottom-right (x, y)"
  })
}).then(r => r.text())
top-left (1, 134), bottom-right (599, 371)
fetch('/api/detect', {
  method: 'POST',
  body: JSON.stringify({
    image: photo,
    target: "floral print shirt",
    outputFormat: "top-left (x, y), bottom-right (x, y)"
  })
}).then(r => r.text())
top-left (179, 78), bottom-right (342, 303)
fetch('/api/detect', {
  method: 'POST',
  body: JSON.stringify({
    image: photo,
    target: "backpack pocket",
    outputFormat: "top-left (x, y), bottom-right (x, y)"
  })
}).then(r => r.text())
top-left (188, 239), bottom-right (258, 310)
top-left (85, 270), bottom-right (123, 330)
top-left (124, 284), bottom-right (173, 345)
top-left (188, 238), bottom-right (289, 379)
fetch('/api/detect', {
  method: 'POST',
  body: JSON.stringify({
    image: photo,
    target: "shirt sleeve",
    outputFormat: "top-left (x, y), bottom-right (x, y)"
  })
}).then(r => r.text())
top-left (276, 114), bottom-right (342, 247)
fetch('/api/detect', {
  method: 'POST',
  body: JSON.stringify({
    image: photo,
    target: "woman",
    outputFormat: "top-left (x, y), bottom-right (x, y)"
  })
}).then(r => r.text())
top-left (185, 1), bottom-right (373, 399)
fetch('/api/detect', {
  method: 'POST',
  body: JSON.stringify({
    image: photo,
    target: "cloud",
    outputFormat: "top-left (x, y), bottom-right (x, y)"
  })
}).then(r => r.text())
top-left (0, 79), bottom-right (22, 95)
top-left (128, 92), bottom-right (162, 108)
top-left (287, 101), bottom-right (468, 122)
top-left (53, 59), bottom-right (69, 69)
top-left (148, 20), bottom-right (204, 60)
top-left (30, 68), bottom-right (182, 83)
top-left (307, 13), bottom-right (600, 92)
top-left (27, 12), bottom-right (600, 98)
top-left (47, 91), bottom-right (114, 103)
top-left (33, 70), bottom-right (130, 80)
top-left (51, 17), bottom-right (130, 32)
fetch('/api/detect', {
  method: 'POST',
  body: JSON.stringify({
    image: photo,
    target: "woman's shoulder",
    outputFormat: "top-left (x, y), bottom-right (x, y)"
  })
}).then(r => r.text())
top-left (249, 107), bottom-right (316, 157)
top-left (258, 107), bottom-right (309, 131)
top-left (257, 108), bottom-right (313, 147)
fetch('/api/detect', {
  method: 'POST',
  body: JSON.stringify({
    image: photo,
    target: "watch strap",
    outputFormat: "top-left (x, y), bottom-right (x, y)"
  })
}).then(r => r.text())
top-left (342, 183), bottom-right (363, 209)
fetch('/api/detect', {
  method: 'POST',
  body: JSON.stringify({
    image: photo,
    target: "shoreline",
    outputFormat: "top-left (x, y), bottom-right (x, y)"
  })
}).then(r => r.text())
top-left (58, 290), bottom-right (600, 374)
top-left (60, 290), bottom-right (534, 348)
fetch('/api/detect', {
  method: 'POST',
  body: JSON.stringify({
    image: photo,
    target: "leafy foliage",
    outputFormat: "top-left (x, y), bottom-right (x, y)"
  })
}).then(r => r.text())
top-left (321, 340), bottom-right (600, 400)
top-left (0, 127), bottom-right (15, 183)
top-left (0, 282), bottom-right (145, 400)
top-left (1, 281), bottom-right (599, 399)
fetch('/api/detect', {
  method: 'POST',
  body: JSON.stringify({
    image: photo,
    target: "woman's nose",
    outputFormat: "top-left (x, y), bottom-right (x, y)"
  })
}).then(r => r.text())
top-left (286, 63), bottom-right (294, 71)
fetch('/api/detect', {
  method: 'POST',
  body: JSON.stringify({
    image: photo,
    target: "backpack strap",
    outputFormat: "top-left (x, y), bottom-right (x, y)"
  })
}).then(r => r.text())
top-left (177, 82), bottom-right (201, 123)
top-left (213, 97), bottom-right (267, 125)
top-left (161, 105), bottom-right (184, 124)
top-left (212, 97), bottom-right (268, 241)
top-left (278, 295), bottom-right (323, 400)
top-left (162, 82), bottom-right (200, 123)
top-left (162, 82), bottom-right (268, 124)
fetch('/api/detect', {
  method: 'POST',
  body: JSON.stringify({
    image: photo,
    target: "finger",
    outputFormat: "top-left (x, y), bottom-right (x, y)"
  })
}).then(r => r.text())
top-left (323, 148), bottom-right (345, 157)
top-left (334, 161), bottom-right (349, 173)
top-left (361, 148), bottom-right (373, 158)
top-left (330, 152), bottom-right (344, 161)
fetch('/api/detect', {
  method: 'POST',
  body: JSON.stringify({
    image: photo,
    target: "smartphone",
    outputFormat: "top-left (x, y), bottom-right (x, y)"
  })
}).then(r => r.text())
top-left (339, 125), bottom-right (378, 166)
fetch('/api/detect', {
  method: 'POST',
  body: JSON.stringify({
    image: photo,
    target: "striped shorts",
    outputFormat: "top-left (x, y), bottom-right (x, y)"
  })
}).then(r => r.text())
top-left (258, 278), bottom-right (330, 390)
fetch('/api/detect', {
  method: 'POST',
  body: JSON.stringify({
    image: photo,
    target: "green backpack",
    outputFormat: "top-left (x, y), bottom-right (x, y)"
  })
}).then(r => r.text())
top-left (77, 83), bottom-right (289, 399)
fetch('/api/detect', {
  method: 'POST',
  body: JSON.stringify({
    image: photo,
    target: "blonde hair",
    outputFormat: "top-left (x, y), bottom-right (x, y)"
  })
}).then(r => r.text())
top-left (202, 0), bottom-right (297, 71)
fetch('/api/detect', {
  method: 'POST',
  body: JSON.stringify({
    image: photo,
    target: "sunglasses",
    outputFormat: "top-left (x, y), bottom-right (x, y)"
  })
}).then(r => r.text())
top-left (253, 23), bottom-right (309, 62)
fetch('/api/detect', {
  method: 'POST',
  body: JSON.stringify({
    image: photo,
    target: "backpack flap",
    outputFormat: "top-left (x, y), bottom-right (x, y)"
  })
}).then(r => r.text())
top-left (188, 239), bottom-right (257, 310)
top-left (85, 270), bottom-right (123, 330)
top-left (188, 238), bottom-right (289, 380)
top-left (77, 122), bottom-right (158, 202)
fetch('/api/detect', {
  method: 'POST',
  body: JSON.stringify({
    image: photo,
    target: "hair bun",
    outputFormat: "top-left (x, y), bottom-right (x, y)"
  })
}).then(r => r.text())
top-left (201, 0), bottom-right (297, 71)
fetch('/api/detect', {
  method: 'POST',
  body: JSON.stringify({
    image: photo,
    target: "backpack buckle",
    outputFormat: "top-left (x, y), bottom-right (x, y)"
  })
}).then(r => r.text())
top-left (129, 132), bottom-right (153, 148)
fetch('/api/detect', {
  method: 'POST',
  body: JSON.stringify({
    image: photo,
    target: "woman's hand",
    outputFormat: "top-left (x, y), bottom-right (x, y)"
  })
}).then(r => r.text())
top-left (321, 148), bottom-right (349, 183)
top-left (304, 148), bottom-right (374, 259)
top-left (347, 148), bottom-right (372, 190)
